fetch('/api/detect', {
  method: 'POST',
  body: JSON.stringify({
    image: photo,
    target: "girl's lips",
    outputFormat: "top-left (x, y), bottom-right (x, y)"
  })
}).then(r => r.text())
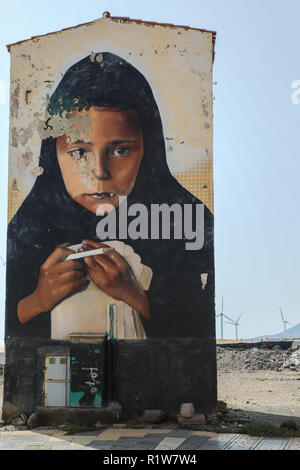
top-left (86, 192), bottom-right (117, 200)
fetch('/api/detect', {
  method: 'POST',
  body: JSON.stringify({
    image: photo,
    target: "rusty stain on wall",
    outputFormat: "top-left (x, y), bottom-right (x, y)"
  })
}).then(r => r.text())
top-left (25, 90), bottom-right (32, 104)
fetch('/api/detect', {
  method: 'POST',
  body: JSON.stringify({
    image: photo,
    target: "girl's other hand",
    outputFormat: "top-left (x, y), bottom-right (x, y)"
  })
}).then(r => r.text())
top-left (17, 246), bottom-right (89, 324)
top-left (82, 240), bottom-right (150, 320)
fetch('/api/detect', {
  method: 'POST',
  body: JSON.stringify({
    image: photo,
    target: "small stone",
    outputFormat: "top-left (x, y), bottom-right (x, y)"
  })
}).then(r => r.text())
top-left (0, 425), bottom-right (19, 432)
top-left (206, 416), bottom-right (219, 426)
top-left (223, 416), bottom-right (235, 424)
top-left (10, 417), bottom-right (25, 427)
top-left (142, 410), bottom-right (167, 424)
top-left (106, 401), bottom-right (122, 419)
top-left (27, 412), bottom-right (43, 429)
top-left (177, 413), bottom-right (206, 425)
top-left (179, 403), bottom-right (195, 419)
top-left (217, 400), bottom-right (227, 412)
top-left (280, 420), bottom-right (298, 431)
top-left (1, 401), bottom-right (20, 424)
top-left (20, 413), bottom-right (27, 424)
top-left (107, 401), bottom-right (122, 412)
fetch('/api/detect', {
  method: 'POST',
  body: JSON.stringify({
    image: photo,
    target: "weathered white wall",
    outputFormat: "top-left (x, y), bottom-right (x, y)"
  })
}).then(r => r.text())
top-left (8, 15), bottom-right (214, 219)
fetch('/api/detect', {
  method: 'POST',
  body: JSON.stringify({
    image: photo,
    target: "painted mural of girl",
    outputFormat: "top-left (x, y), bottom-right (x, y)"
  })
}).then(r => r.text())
top-left (6, 52), bottom-right (215, 340)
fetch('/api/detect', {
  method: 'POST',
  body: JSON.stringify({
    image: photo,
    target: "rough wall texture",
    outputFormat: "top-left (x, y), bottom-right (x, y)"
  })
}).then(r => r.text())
top-left (3, 338), bottom-right (69, 416)
top-left (112, 339), bottom-right (217, 415)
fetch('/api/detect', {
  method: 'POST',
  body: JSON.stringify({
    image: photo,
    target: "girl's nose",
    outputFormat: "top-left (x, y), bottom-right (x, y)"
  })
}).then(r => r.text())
top-left (93, 153), bottom-right (110, 180)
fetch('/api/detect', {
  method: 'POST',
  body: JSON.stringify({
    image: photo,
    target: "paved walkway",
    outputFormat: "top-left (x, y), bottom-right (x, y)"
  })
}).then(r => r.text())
top-left (0, 427), bottom-right (299, 450)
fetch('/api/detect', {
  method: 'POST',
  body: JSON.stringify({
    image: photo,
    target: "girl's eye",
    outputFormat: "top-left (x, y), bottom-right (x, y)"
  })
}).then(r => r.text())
top-left (111, 146), bottom-right (131, 157)
top-left (68, 148), bottom-right (87, 160)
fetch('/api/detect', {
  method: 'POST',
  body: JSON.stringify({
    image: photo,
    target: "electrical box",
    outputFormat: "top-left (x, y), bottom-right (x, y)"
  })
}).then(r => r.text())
top-left (44, 355), bottom-right (70, 407)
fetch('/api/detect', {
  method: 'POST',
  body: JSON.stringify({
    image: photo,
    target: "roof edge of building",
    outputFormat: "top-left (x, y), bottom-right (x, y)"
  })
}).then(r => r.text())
top-left (6, 13), bottom-right (216, 52)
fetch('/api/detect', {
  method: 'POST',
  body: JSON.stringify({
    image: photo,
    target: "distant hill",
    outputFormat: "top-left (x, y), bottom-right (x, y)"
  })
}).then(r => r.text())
top-left (248, 322), bottom-right (300, 341)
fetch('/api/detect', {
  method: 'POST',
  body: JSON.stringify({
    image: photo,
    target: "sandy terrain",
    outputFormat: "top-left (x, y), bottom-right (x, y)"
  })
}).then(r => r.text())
top-left (218, 370), bottom-right (300, 424)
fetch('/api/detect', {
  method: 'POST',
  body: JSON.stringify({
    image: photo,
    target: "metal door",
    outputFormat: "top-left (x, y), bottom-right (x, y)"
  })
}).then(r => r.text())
top-left (44, 355), bottom-right (70, 406)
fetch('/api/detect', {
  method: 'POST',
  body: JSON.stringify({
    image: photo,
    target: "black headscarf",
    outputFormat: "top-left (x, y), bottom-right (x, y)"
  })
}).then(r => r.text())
top-left (6, 52), bottom-right (215, 339)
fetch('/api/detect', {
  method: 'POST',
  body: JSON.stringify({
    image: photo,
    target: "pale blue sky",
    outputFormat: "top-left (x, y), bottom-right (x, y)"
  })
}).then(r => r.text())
top-left (1, 0), bottom-right (300, 345)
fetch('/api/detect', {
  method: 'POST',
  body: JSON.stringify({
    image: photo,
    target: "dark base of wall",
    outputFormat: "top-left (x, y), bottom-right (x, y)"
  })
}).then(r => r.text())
top-left (2, 337), bottom-right (217, 423)
top-left (35, 405), bottom-right (122, 426)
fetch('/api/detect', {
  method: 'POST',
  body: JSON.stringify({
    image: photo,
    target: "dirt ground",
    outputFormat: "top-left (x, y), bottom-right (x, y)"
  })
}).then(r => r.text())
top-left (217, 369), bottom-right (300, 425)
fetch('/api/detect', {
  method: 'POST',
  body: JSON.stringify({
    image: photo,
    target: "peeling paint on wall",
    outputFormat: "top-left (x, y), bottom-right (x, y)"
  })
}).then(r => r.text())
top-left (7, 14), bottom-right (215, 220)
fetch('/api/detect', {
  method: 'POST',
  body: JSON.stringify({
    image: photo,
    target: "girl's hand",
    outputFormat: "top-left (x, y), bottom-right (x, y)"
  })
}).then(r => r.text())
top-left (81, 240), bottom-right (150, 320)
top-left (17, 246), bottom-right (89, 324)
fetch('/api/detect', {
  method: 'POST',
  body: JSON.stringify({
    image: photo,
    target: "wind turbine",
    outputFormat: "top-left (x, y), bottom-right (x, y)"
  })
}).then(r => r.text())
top-left (280, 308), bottom-right (291, 339)
top-left (216, 296), bottom-right (234, 339)
top-left (226, 314), bottom-right (242, 341)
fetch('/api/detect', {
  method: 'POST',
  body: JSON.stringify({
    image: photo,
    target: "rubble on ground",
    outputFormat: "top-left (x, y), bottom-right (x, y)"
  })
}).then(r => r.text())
top-left (217, 345), bottom-right (300, 373)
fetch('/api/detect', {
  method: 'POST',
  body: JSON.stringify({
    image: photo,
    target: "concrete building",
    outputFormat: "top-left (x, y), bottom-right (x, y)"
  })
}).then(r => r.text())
top-left (3, 13), bottom-right (217, 425)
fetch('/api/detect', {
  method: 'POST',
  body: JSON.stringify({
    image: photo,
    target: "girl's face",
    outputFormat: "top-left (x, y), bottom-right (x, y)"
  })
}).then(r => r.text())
top-left (56, 106), bottom-right (144, 214)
